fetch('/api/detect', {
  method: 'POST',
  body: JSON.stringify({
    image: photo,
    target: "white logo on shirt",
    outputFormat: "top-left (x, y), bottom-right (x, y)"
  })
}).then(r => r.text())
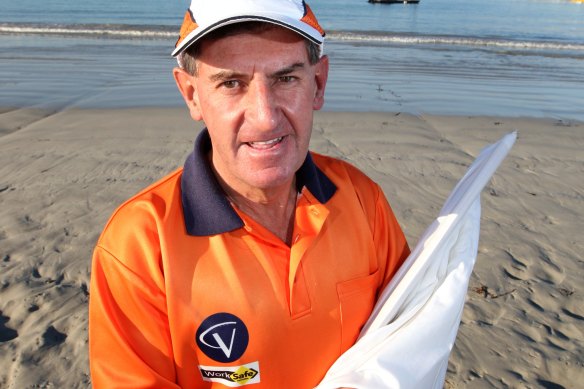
top-left (196, 312), bottom-right (249, 363)
top-left (199, 321), bottom-right (237, 358)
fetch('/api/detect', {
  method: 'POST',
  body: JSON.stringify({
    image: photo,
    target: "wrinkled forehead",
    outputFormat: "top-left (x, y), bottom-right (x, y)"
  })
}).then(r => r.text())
top-left (193, 26), bottom-right (311, 72)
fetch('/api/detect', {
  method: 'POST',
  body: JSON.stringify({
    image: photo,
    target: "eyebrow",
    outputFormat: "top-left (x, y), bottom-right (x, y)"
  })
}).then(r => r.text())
top-left (271, 62), bottom-right (305, 78)
top-left (209, 70), bottom-right (244, 83)
top-left (208, 62), bottom-right (306, 83)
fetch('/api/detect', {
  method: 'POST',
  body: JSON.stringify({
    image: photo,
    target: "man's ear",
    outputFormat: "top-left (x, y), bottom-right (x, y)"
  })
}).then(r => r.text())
top-left (312, 55), bottom-right (329, 111)
top-left (173, 67), bottom-right (203, 121)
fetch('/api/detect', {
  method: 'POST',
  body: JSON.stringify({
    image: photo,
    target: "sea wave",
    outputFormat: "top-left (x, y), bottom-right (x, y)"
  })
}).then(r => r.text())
top-left (2, 22), bottom-right (583, 53)
top-left (0, 23), bottom-right (176, 39)
top-left (328, 31), bottom-right (584, 52)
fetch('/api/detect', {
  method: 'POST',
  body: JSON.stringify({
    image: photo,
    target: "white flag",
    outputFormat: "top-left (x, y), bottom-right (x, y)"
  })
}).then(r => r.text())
top-left (317, 132), bottom-right (517, 389)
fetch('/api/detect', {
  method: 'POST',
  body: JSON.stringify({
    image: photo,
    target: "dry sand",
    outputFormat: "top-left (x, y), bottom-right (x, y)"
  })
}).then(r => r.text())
top-left (0, 108), bottom-right (582, 388)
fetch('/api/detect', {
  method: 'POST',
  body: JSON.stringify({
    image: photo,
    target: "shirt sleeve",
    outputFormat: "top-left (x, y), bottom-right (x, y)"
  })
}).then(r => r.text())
top-left (372, 185), bottom-right (410, 293)
top-left (89, 244), bottom-right (180, 388)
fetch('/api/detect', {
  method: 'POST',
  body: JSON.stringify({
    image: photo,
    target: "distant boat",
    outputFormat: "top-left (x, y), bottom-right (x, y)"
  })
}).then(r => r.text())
top-left (368, 0), bottom-right (420, 3)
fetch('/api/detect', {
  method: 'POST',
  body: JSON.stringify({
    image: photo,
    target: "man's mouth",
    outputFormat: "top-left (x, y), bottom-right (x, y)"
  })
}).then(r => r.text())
top-left (247, 136), bottom-right (285, 150)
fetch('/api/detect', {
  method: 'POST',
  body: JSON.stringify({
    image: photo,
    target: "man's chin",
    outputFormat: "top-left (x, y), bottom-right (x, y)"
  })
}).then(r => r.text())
top-left (244, 168), bottom-right (297, 191)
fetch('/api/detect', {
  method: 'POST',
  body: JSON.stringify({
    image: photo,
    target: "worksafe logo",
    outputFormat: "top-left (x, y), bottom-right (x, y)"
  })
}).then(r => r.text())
top-left (196, 312), bottom-right (249, 363)
top-left (199, 361), bottom-right (261, 387)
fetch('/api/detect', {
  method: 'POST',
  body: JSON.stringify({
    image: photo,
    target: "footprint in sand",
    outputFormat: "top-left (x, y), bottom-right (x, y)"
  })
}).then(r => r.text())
top-left (41, 326), bottom-right (67, 348)
top-left (0, 312), bottom-right (18, 343)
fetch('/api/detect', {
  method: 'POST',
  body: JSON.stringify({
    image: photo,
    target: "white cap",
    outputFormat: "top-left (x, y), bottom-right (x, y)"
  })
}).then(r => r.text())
top-left (172, 0), bottom-right (325, 57)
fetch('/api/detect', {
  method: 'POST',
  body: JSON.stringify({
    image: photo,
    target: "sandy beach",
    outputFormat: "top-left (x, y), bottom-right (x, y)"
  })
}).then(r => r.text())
top-left (0, 107), bottom-right (582, 388)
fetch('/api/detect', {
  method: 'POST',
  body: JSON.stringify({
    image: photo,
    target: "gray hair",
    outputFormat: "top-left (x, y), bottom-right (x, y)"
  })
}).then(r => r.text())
top-left (177, 22), bottom-right (323, 75)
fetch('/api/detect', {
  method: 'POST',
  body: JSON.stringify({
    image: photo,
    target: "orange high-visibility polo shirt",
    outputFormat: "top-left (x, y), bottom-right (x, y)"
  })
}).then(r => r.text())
top-left (89, 129), bottom-right (409, 388)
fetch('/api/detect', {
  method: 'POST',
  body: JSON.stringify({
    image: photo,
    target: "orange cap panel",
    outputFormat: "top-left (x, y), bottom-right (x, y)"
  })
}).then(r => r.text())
top-left (301, 4), bottom-right (325, 37)
top-left (176, 11), bottom-right (199, 48)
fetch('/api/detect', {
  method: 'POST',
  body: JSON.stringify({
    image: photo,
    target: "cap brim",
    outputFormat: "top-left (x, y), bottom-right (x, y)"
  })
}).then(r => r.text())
top-left (172, 15), bottom-right (324, 57)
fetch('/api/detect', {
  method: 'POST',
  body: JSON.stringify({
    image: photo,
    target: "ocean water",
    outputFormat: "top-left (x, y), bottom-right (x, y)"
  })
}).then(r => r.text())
top-left (1, 0), bottom-right (583, 120)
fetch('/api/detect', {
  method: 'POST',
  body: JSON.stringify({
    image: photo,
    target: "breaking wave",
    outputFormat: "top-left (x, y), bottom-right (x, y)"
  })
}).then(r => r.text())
top-left (328, 30), bottom-right (584, 52)
top-left (0, 23), bottom-right (176, 39)
top-left (2, 23), bottom-right (583, 53)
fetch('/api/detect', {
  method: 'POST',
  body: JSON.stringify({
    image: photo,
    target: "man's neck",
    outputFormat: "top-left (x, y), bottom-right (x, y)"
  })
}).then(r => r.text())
top-left (222, 180), bottom-right (298, 245)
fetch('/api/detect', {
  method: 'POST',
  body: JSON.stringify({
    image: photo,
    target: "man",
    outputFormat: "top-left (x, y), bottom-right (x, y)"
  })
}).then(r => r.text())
top-left (89, 1), bottom-right (409, 388)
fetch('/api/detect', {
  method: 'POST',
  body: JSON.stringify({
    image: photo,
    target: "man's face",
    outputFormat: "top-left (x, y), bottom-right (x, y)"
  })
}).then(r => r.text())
top-left (175, 27), bottom-right (329, 193)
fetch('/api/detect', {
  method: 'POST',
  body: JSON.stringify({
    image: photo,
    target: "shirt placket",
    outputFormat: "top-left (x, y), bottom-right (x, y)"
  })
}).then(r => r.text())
top-left (288, 190), bottom-right (329, 318)
top-left (234, 190), bottom-right (329, 318)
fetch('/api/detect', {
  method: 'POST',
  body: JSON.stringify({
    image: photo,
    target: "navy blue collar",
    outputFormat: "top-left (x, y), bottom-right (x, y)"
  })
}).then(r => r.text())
top-left (181, 129), bottom-right (337, 236)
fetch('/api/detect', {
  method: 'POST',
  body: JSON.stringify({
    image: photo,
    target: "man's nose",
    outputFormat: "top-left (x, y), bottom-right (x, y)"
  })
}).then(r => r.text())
top-left (246, 79), bottom-right (279, 132)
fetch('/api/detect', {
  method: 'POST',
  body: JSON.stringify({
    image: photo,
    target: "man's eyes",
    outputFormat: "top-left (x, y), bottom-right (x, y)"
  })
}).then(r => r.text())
top-left (220, 80), bottom-right (240, 89)
top-left (278, 75), bottom-right (297, 83)
top-left (217, 75), bottom-right (298, 90)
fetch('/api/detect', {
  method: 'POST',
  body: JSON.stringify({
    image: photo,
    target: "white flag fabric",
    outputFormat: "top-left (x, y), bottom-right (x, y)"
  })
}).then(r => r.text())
top-left (316, 132), bottom-right (517, 389)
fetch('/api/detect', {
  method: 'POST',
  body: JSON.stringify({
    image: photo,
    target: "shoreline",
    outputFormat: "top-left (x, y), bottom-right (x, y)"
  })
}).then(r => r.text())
top-left (2, 106), bottom-right (582, 137)
top-left (2, 34), bottom-right (584, 122)
top-left (1, 108), bottom-right (582, 388)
